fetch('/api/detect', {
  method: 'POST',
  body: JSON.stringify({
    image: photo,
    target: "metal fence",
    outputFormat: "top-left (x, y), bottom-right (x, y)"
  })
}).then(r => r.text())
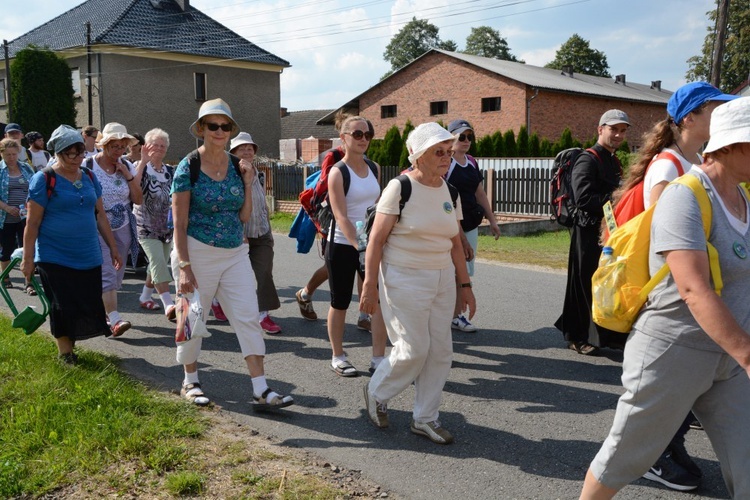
top-left (263, 158), bottom-right (556, 217)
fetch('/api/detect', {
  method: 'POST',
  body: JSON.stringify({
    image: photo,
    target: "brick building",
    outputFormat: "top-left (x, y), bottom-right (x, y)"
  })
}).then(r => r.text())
top-left (320, 49), bottom-right (673, 149)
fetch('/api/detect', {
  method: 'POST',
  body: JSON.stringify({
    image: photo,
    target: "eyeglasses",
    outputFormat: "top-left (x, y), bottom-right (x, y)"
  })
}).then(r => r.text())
top-left (205, 122), bottom-right (233, 132)
top-left (433, 148), bottom-right (454, 157)
top-left (62, 150), bottom-right (86, 159)
top-left (458, 133), bottom-right (475, 142)
top-left (345, 130), bottom-right (374, 141)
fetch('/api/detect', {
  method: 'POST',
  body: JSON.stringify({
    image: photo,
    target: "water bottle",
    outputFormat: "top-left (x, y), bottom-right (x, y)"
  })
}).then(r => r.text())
top-left (594, 246), bottom-right (616, 315)
top-left (599, 246), bottom-right (614, 267)
top-left (166, 207), bottom-right (174, 230)
top-left (19, 204), bottom-right (27, 219)
top-left (355, 220), bottom-right (367, 271)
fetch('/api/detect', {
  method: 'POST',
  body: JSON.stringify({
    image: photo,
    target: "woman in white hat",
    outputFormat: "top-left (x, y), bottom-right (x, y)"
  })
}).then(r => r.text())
top-left (228, 132), bottom-right (282, 334)
top-left (87, 122), bottom-right (143, 337)
top-left (171, 98), bottom-right (293, 409)
top-left (360, 122), bottom-right (476, 444)
top-left (581, 97), bottom-right (750, 499)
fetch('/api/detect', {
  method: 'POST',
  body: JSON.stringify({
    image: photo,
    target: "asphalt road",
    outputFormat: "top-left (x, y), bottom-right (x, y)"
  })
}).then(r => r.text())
top-left (4, 234), bottom-right (728, 499)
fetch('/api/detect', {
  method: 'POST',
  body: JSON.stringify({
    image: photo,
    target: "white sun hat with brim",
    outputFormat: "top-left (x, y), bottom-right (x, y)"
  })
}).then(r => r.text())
top-left (229, 132), bottom-right (258, 153)
top-left (189, 98), bottom-right (240, 140)
top-left (405, 122), bottom-right (457, 164)
top-left (703, 97), bottom-right (750, 154)
top-left (97, 122), bottom-right (138, 147)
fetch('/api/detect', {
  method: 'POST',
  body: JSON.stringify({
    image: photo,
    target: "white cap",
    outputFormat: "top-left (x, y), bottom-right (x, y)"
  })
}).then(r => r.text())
top-left (405, 122), bottom-right (456, 164)
top-left (704, 97), bottom-right (750, 154)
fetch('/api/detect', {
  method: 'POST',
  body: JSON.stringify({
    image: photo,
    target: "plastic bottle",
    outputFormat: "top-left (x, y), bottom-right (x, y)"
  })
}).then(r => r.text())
top-left (19, 204), bottom-right (27, 219)
top-left (355, 220), bottom-right (367, 270)
top-left (594, 246), bottom-right (616, 315)
top-left (166, 207), bottom-right (174, 230)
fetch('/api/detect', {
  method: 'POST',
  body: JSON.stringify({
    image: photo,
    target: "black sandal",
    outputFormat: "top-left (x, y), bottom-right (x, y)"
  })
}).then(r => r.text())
top-left (331, 360), bottom-right (359, 377)
top-left (25, 284), bottom-right (37, 296)
top-left (568, 341), bottom-right (598, 355)
top-left (2, 278), bottom-right (12, 289)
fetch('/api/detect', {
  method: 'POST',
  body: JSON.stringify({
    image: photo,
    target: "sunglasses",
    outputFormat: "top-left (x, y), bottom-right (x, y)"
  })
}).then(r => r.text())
top-left (458, 133), bottom-right (475, 142)
top-left (433, 148), bottom-right (454, 157)
top-left (345, 130), bottom-right (374, 141)
top-left (205, 122), bottom-right (233, 132)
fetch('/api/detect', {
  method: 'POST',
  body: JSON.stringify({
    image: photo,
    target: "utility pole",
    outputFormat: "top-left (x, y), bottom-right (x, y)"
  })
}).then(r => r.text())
top-left (3, 40), bottom-right (11, 122)
top-left (710, 0), bottom-right (730, 88)
top-left (86, 22), bottom-right (93, 125)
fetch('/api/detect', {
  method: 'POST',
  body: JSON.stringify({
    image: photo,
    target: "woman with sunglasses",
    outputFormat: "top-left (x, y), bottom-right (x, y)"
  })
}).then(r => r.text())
top-left (21, 125), bottom-right (121, 365)
top-left (171, 98), bottom-right (293, 409)
top-left (325, 115), bottom-right (387, 377)
top-left (445, 119), bottom-right (500, 333)
top-left (361, 122), bottom-right (476, 444)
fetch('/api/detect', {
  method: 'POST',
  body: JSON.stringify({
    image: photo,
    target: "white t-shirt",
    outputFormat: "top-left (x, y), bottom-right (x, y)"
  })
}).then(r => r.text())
top-left (377, 176), bottom-right (462, 270)
top-left (28, 149), bottom-right (49, 171)
top-left (642, 148), bottom-right (697, 209)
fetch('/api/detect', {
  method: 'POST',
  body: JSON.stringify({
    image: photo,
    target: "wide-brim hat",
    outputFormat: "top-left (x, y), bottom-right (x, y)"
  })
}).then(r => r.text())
top-left (667, 82), bottom-right (738, 125)
top-left (229, 131), bottom-right (258, 153)
top-left (189, 98), bottom-right (240, 140)
top-left (98, 122), bottom-right (138, 147)
top-left (47, 125), bottom-right (84, 154)
top-left (405, 122), bottom-right (457, 164)
top-left (703, 97), bottom-right (750, 154)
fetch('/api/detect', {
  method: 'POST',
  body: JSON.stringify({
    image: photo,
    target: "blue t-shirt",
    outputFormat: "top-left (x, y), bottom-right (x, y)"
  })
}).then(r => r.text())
top-left (170, 153), bottom-right (245, 248)
top-left (28, 169), bottom-right (103, 269)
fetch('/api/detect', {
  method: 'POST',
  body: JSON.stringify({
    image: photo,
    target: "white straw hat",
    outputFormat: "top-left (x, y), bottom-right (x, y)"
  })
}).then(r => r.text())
top-left (703, 97), bottom-right (750, 154)
top-left (189, 98), bottom-right (239, 140)
top-left (405, 122), bottom-right (456, 164)
top-left (98, 122), bottom-right (137, 147)
top-left (229, 131), bottom-right (258, 153)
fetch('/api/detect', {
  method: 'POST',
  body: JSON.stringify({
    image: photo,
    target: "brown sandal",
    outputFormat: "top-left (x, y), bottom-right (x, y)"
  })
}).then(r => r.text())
top-left (568, 341), bottom-right (598, 355)
top-left (25, 284), bottom-right (37, 296)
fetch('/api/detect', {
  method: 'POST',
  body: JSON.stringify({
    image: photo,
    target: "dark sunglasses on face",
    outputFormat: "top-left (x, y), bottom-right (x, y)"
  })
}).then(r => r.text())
top-left (458, 133), bottom-right (475, 142)
top-left (205, 122), bottom-right (233, 132)
top-left (346, 130), bottom-right (374, 141)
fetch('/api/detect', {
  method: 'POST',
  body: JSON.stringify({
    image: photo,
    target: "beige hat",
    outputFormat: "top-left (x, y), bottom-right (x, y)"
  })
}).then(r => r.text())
top-left (405, 122), bottom-right (456, 164)
top-left (98, 122), bottom-right (137, 147)
top-left (189, 98), bottom-right (240, 140)
top-left (703, 97), bottom-right (750, 154)
top-left (230, 131), bottom-right (258, 153)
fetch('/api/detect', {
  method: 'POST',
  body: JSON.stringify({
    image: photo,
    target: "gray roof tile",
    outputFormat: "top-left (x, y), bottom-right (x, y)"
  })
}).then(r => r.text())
top-left (282, 110), bottom-right (337, 140)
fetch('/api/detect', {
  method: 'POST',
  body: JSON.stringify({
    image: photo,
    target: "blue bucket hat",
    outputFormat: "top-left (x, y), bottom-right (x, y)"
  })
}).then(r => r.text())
top-left (667, 82), bottom-right (738, 125)
top-left (47, 125), bottom-right (84, 154)
top-left (189, 98), bottom-right (239, 140)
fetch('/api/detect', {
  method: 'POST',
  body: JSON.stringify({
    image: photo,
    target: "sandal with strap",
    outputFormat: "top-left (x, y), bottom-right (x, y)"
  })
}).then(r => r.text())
top-left (24, 284), bottom-right (37, 296)
top-left (3, 278), bottom-right (13, 289)
top-left (568, 341), bottom-right (598, 356)
top-left (140, 300), bottom-right (161, 311)
top-left (331, 360), bottom-right (359, 377)
top-left (181, 382), bottom-right (210, 406)
top-left (252, 388), bottom-right (294, 410)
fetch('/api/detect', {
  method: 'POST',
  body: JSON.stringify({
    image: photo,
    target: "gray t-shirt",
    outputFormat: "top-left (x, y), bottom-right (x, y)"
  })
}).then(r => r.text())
top-left (633, 168), bottom-right (750, 352)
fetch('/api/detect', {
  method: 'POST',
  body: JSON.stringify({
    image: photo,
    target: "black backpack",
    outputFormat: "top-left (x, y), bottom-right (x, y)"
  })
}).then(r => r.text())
top-left (186, 150), bottom-right (242, 186)
top-left (549, 147), bottom-right (600, 227)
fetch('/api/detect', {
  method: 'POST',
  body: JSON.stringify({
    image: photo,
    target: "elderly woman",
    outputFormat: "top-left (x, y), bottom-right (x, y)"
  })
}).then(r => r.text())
top-left (580, 97), bottom-right (750, 498)
top-left (86, 123), bottom-right (142, 337)
top-left (228, 132), bottom-right (282, 334)
top-left (171, 98), bottom-right (293, 409)
top-left (361, 122), bottom-right (476, 444)
top-left (0, 139), bottom-right (36, 292)
top-left (21, 125), bottom-right (121, 364)
top-left (133, 128), bottom-right (175, 320)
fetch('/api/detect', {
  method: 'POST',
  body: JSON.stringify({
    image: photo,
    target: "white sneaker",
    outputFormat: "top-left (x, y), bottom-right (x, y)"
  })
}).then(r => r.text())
top-left (451, 314), bottom-right (477, 332)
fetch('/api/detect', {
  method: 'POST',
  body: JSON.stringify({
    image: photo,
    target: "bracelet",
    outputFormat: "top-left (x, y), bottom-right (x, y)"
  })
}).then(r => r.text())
top-left (125, 176), bottom-right (135, 182)
top-left (460, 282), bottom-right (472, 288)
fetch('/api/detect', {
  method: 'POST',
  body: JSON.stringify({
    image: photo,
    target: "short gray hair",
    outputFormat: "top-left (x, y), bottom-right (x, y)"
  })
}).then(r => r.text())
top-left (144, 128), bottom-right (170, 148)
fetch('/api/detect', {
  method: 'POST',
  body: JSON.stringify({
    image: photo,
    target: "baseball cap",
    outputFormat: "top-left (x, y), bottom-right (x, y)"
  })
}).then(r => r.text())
top-left (447, 119), bottom-right (473, 135)
top-left (599, 110), bottom-right (630, 127)
top-left (703, 97), bottom-right (750, 154)
top-left (4, 123), bottom-right (22, 134)
top-left (667, 82), bottom-right (738, 125)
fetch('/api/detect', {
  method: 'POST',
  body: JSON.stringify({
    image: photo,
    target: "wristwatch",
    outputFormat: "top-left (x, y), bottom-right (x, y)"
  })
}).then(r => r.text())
top-left (460, 282), bottom-right (472, 288)
top-left (178, 261), bottom-right (191, 269)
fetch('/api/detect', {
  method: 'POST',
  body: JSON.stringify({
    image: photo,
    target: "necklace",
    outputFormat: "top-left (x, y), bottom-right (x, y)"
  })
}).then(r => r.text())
top-left (729, 186), bottom-right (746, 220)
top-left (673, 142), bottom-right (687, 160)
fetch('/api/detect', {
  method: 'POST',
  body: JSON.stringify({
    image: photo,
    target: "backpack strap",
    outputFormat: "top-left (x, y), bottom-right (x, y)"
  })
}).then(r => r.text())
top-left (651, 151), bottom-right (685, 177)
top-left (43, 166), bottom-right (56, 199)
top-left (188, 150), bottom-right (242, 186)
top-left (395, 174), bottom-right (412, 220)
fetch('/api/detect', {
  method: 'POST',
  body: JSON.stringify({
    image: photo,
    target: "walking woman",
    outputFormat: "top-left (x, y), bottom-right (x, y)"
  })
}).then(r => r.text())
top-left (361, 122), bottom-right (476, 444)
top-left (0, 139), bottom-right (35, 292)
top-left (325, 115), bottom-right (386, 377)
top-left (171, 98), bottom-right (293, 409)
top-left (580, 97), bottom-right (750, 499)
top-left (21, 125), bottom-right (121, 364)
top-left (133, 128), bottom-right (176, 320)
top-left (89, 123), bottom-right (143, 337)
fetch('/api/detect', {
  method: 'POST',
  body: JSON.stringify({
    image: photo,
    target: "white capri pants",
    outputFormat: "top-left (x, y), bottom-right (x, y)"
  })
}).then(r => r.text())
top-left (370, 262), bottom-right (455, 423)
top-left (171, 236), bottom-right (265, 365)
top-left (590, 331), bottom-right (750, 497)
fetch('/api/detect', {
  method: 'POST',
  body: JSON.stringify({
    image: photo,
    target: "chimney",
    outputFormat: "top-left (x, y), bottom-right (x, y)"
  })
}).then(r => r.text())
top-left (561, 65), bottom-right (574, 77)
top-left (615, 74), bottom-right (626, 85)
top-left (174, 0), bottom-right (189, 11)
top-left (650, 80), bottom-right (662, 91)
top-left (280, 107), bottom-right (289, 118)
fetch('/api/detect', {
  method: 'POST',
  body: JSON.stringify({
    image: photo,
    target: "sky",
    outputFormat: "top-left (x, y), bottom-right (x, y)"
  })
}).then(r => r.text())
top-left (2, 0), bottom-right (717, 112)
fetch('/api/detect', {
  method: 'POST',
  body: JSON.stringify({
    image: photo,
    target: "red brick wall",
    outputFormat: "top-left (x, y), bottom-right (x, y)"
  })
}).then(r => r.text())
top-left (358, 52), bottom-right (666, 149)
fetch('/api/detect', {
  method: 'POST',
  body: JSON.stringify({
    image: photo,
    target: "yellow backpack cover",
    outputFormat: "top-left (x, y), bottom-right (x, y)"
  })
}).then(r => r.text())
top-left (592, 175), bottom-right (723, 333)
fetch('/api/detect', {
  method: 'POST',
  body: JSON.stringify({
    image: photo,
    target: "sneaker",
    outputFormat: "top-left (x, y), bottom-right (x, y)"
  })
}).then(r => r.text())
top-left (295, 289), bottom-right (317, 321)
top-left (669, 442), bottom-right (703, 478)
top-left (410, 419), bottom-right (454, 444)
top-left (642, 452), bottom-right (700, 491)
top-left (363, 384), bottom-right (388, 428)
top-left (110, 320), bottom-right (131, 337)
top-left (211, 302), bottom-right (228, 322)
top-left (451, 314), bottom-right (477, 332)
top-left (357, 316), bottom-right (372, 332)
top-left (165, 304), bottom-right (177, 323)
top-left (260, 316), bottom-right (282, 334)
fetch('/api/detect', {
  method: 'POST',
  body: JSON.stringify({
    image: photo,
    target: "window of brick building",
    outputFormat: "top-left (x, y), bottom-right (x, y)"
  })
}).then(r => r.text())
top-left (381, 104), bottom-right (397, 118)
top-left (430, 101), bottom-right (448, 116)
top-left (194, 73), bottom-right (207, 102)
top-left (0, 79), bottom-right (5, 105)
top-left (482, 97), bottom-right (501, 112)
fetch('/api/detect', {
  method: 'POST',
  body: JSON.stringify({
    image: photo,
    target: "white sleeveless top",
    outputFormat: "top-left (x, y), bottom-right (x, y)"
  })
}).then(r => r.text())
top-left (331, 163), bottom-right (380, 246)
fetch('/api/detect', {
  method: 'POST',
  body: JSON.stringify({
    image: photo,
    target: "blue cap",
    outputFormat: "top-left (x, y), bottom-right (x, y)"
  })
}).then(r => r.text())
top-left (667, 82), bottom-right (738, 125)
top-left (4, 123), bottom-right (22, 134)
top-left (47, 125), bottom-right (84, 154)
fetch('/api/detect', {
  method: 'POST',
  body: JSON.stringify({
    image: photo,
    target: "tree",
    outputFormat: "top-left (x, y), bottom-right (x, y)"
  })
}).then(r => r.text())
top-left (545, 34), bottom-right (611, 77)
top-left (382, 126), bottom-right (403, 166)
top-left (10, 46), bottom-right (76, 140)
top-left (383, 17), bottom-right (456, 74)
top-left (398, 120), bottom-right (415, 168)
top-left (476, 135), bottom-right (494, 157)
top-left (491, 131), bottom-right (504, 157)
top-left (516, 125), bottom-right (530, 157)
top-left (503, 130), bottom-right (517, 157)
top-left (529, 133), bottom-right (541, 157)
top-left (464, 26), bottom-right (520, 62)
top-left (686, 2), bottom-right (750, 92)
